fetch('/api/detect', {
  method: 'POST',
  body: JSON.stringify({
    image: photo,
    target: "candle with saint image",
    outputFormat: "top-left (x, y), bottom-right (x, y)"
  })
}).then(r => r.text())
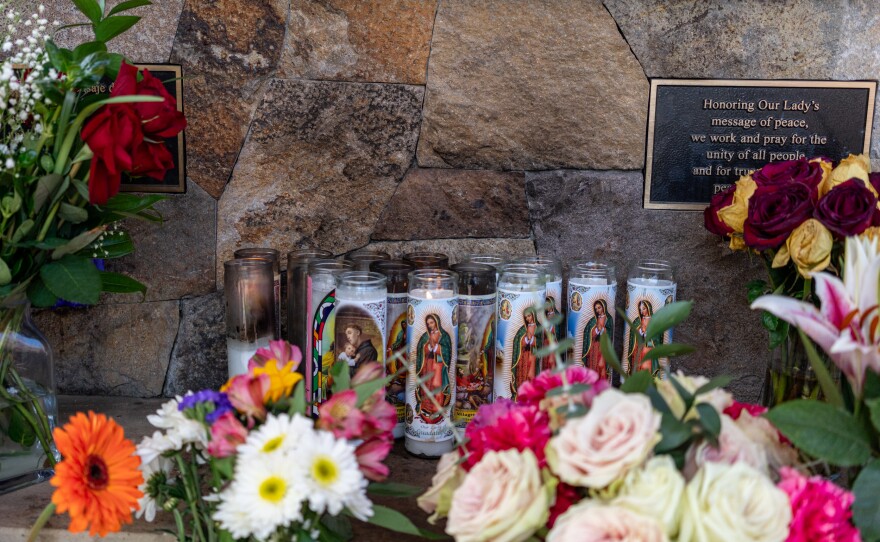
top-left (495, 265), bottom-right (546, 401)
top-left (622, 259), bottom-right (676, 379)
top-left (514, 256), bottom-right (564, 368)
top-left (567, 262), bottom-right (617, 383)
top-left (405, 269), bottom-right (458, 458)
top-left (224, 259), bottom-right (276, 377)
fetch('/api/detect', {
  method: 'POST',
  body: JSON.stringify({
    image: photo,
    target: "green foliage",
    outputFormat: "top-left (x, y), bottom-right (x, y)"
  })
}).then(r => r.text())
top-left (6, 407), bottom-right (37, 447)
top-left (766, 400), bottom-right (872, 466)
top-left (798, 329), bottom-right (844, 408)
top-left (359, 505), bottom-right (448, 540)
top-left (331, 358), bottom-right (351, 395)
top-left (644, 301), bottom-right (692, 342)
top-left (99, 272), bottom-right (146, 297)
top-left (367, 482), bottom-right (425, 498)
top-left (853, 459), bottom-right (880, 541)
top-left (621, 370), bottom-right (652, 393)
top-left (39, 255), bottom-right (102, 305)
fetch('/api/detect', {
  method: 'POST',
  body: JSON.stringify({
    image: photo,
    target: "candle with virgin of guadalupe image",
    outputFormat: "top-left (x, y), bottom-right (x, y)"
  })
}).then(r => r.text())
top-left (568, 262), bottom-right (616, 384)
top-left (495, 265), bottom-right (546, 401)
top-left (514, 256), bottom-right (564, 370)
top-left (622, 260), bottom-right (676, 379)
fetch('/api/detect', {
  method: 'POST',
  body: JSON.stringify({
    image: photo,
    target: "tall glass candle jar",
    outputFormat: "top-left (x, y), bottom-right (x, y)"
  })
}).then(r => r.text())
top-left (403, 251), bottom-right (449, 270)
top-left (568, 262), bottom-right (616, 383)
top-left (450, 263), bottom-right (496, 429)
top-left (235, 248), bottom-right (281, 339)
top-left (623, 260), bottom-right (676, 379)
top-left (406, 269), bottom-right (458, 457)
top-left (371, 260), bottom-right (415, 438)
top-left (495, 265), bottom-right (546, 401)
top-left (514, 256), bottom-right (564, 370)
top-left (286, 249), bottom-right (332, 359)
top-left (225, 259), bottom-right (276, 377)
top-left (345, 249), bottom-right (391, 271)
top-left (334, 271), bottom-right (387, 394)
top-left (307, 259), bottom-right (354, 411)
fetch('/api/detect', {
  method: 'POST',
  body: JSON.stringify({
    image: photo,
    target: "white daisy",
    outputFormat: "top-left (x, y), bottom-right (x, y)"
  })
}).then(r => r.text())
top-left (214, 453), bottom-right (306, 541)
top-left (237, 412), bottom-right (314, 459)
top-left (136, 454), bottom-right (174, 522)
top-left (147, 397), bottom-right (208, 449)
top-left (298, 430), bottom-right (371, 518)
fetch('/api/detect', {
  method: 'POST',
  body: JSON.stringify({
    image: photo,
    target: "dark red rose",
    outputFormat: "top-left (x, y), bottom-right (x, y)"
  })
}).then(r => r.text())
top-left (752, 158), bottom-right (825, 191)
top-left (870, 172), bottom-right (880, 195)
top-left (130, 141), bottom-right (174, 180)
top-left (815, 178), bottom-right (880, 237)
top-left (81, 103), bottom-right (143, 204)
top-left (704, 185), bottom-right (736, 236)
top-left (548, 483), bottom-right (581, 528)
top-left (133, 68), bottom-right (187, 138)
top-left (743, 182), bottom-right (814, 250)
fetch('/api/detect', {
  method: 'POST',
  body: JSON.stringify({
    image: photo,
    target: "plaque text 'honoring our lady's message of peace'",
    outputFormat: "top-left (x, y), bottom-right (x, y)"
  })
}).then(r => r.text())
top-left (644, 79), bottom-right (877, 210)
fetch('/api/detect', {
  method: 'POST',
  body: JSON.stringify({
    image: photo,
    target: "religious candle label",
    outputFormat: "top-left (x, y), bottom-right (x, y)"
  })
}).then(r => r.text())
top-left (454, 294), bottom-right (496, 428)
top-left (568, 282), bottom-right (616, 384)
top-left (644, 79), bottom-right (876, 210)
top-left (385, 293), bottom-right (408, 432)
top-left (495, 287), bottom-right (545, 401)
top-left (405, 296), bottom-right (458, 443)
top-left (310, 280), bottom-right (337, 414)
top-left (622, 282), bottom-right (677, 379)
top-left (334, 293), bottom-right (386, 397)
top-left (540, 279), bottom-right (564, 370)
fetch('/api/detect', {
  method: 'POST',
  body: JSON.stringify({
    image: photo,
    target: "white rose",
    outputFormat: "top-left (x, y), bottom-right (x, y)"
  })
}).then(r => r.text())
top-left (657, 372), bottom-right (733, 420)
top-left (611, 456), bottom-right (685, 538)
top-left (679, 462), bottom-right (791, 542)
top-left (447, 449), bottom-right (552, 542)
top-left (417, 451), bottom-right (465, 523)
top-left (734, 411), bottom-right (798, 473)
top-left (684, 414), bottom-right (769, 478)
top-left (547, 501), bottom-right (667, 542)
top-left (547, 388), bottom-right (661, 488)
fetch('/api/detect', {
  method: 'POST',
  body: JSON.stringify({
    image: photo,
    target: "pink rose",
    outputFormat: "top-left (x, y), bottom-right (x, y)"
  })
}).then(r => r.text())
top-left (734, 411), bottom-right (798, 473)
top-left (462, 399), bottom-right (551, 470)
top-left (547, 502), bottom-right (666, 542)
top-left (778, 467), bottom-right (860, 542)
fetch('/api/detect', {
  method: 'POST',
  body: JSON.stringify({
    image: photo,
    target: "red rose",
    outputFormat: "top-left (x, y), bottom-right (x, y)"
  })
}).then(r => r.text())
top-left (743, 182), bottom-right (814, 250)
top-left (130, 141), bottom-right (174, 180)
top-left (752, 158), bottom-right (825, 191)
top-left (870, 172), bottom-right (880, 195)
top-left (704, 185), bottom-right (736, 236)
top-left (81, 103), bottom-right (143, 204)
top-left (133, 68), bottom-right (187, 138)
top-left (815, 178), bottom-right (880, 237)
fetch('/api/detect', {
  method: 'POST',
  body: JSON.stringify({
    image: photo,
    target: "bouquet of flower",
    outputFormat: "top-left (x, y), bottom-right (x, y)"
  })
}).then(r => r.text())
top-left (30, 340), bottom-right (434, 542)
top-left (0, 0), bottom-right (184, 484)
top-left (420, 304), bottom-right (863, 542)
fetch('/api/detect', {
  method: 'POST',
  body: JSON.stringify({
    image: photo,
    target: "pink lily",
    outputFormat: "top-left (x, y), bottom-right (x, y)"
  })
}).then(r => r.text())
top-left (355, 437), bottom-right (393, 481)
top-left (224, 373), bottom-right (270, 421)
top-left (317, 390), bottom-right (367, 440)
top-left (752, 236), bottom-right (880, 395)
top-left (206, 411), bottom-right (249, 458)
top-left (248, 339), bottom-right (303, 372)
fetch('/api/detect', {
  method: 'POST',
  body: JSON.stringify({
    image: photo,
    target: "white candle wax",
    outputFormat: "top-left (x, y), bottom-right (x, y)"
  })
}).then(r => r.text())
top-left (227, 336), bottom-right (270, 378)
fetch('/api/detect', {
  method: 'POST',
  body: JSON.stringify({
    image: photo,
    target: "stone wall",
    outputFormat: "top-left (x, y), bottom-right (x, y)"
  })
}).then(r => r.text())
top-left (29, 0), bottom-right (880, 402)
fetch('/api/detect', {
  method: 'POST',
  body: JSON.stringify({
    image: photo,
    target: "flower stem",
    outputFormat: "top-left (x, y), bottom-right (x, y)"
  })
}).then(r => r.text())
top-left (26, 502), bottom-right (55, 542)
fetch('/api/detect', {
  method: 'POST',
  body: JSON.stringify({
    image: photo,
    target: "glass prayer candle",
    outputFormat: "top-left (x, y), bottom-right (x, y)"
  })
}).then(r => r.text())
top-left (345, 249), bottom-right (391, 271)
top-left (403, 251), bottom-right (449, 270)
top-left (567, 262), bottom-right (616, 384)
top-left (307, 259), bottom-right (354, 412)
top-left (334, 271), bottom-right (387, 393)
top-left (514, 256), bottom-right (564, 369)
top-left (406, 269), bottom-right (458, 457)
top-left (370, 260), bottom-right (415, 438)
top-left (234, 248), bottom-right (281, 339)
top-left (623, 260), bottom-right (676, 379)
top-left (495, 265), bottom-right (546, 401)
top-left (224, 259), bottom-right (276, 378)
top-left (450, 262), bottom-right (496, 429)
top-left (286, 249), bottom-right (332, 363)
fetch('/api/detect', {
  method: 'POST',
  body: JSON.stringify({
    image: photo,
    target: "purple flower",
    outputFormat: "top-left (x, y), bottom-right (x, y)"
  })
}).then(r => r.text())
top-left (179, 390), bottom-right (233, 424)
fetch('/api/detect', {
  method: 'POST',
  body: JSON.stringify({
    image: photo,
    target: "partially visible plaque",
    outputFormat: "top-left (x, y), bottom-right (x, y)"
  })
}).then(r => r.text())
top-left (644, 79), bottom-right (876, 210)
top-left (120, 64), bottom-right (185, 194)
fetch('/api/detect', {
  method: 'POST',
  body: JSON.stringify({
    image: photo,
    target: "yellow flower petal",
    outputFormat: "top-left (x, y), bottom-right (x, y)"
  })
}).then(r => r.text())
top-left (717, 176), bottom-right (757, 233)
top-left (820, 153), bottom-right (874, 198)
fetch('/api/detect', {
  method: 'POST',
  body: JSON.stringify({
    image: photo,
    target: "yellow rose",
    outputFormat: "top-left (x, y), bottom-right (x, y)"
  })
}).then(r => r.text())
top-left (820, 153), bottom-right (874, 198)
top-left (772, 219), bottom-right (832, 277)
top-left (728, 234), bottom-right (747, 252)
top-left (717, 176), bottom-right (757, 233)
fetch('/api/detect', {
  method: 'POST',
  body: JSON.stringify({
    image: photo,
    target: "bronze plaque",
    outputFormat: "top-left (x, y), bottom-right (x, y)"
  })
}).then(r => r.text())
top-left (644, 79), bottom-right (876, 210)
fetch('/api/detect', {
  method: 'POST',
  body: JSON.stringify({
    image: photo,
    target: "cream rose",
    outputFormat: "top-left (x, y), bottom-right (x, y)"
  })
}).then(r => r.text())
top-left (684, 414), bottom-right (769, 479)
top-left (734, 411), bottom-right (798, 473)
top-left (656, 372), bottom-right (733, 420)
top-left (418, 451), bottom-right (465, 523)
top-left (547, 388), bottom-right (661, 489)
top-left (611, 456), bottom-right (685, 538)
top-left (547, 502), bottom-right (667, 542)
top-left (446, 449), bottom-right (552, 542)
top-left (679, 462), bottom-right (791, 542)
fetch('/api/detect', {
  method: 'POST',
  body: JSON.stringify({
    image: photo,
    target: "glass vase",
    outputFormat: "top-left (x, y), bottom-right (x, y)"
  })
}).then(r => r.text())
top-left (0, 303), bottom-right (59, 494)
top-left (761, 327), bottom-right (836, 407)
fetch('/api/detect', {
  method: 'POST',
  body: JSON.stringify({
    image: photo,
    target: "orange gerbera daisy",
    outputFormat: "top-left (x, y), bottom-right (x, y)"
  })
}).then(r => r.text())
top-left (50, 411), bottom-right (144, 537)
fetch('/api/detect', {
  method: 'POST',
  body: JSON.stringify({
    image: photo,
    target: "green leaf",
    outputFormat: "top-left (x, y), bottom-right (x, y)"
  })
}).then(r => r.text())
top-left (640, 343), bottom-right (696, 361)
top-left (286, 381), bottom-right (306, 416)
top-left (99, 272), bottom-right (146, 297)
top-left (86, 230), bottom-right (134, 259)
top-left (33, 174), bottom-right (63, 213)
top-left (645, 301), bottom-right (692, 341)
top-left (853, 459), bottom-right (880, 540)
top-left (44, 40), bottom-right (69, 72)
top-left (7, 407), bottom-right (38, 447)
top-left (39, 154), bottom-right (54, 173)
top-left (59, 202), bottom-right (89, 224)
top-left (52, 227), bottom-right (105, 260)
top-left (765, 400), bottom-right (871, 466)
top-left (73, 0), bottom-right (103, 24)
top-left (621, 370), bottom-right (652, 394)
top-left (695, 403), bottom-right (722, 439)
top-left (768, 321), bottom-right (789, 349)
top-left (354, 374), bottom-right (394, 407)
top-left (866, 397), bottom-right (880, 435)
top-left (599, 332), bottom-right (623, 375)
top-left (94, 15), bottom-right (140, 43)
top-left (367, 482), bottom-right (425, 498)
top-left (72, 40), bottom-right (106, 61)
top-left (361, 505), bottom-right (447, 540)
top-left (40, 255), bottom-right (101, 305)
top-left (798, 329), bottom-right (844, 409)
top-left (761, 311), bottom-right (780, 332)
top-left (654, 414), bottom-right (693, 453)
top-left (0, 258), bottom-right (10, 286)
top-left (331, 358), bottom-right (351, 394)
top-left (320, 514), bottom-right (352, 542)
top-left (27, 277), bottom-right (59, 308)
top-left (11, 219), bottom-right (34, 244)
top-left (692, 375), bottom-right (733, 397)
top-left (108, 0), bottom-right (151, 16)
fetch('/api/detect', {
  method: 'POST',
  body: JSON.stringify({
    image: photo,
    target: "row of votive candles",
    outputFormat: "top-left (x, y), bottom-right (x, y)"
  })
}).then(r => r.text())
top-left (223, 249), bottom-right (677, 457)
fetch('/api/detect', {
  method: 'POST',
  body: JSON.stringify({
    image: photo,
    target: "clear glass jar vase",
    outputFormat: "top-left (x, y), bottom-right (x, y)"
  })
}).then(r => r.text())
top-left (761, 327), bottom-right (838, 407)
top-left (0, 303), bottom-right (59, 494)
